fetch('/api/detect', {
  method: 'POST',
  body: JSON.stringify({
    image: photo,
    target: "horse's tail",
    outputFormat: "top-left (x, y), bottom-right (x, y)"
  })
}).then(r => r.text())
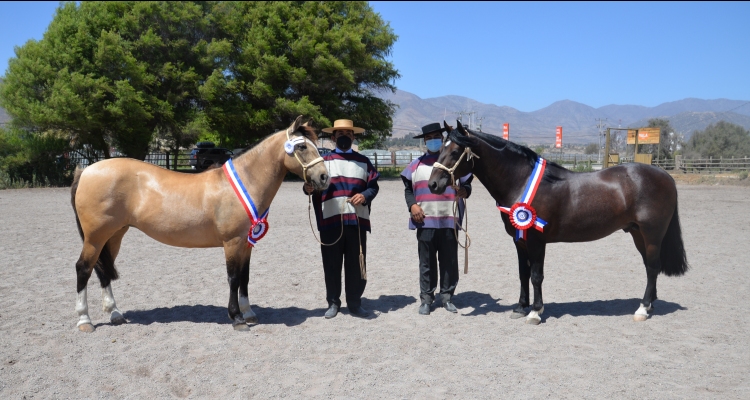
top-left (71, 168), bottom-right (119, 283)
top-left (660, 199), bottom-right (689, 277)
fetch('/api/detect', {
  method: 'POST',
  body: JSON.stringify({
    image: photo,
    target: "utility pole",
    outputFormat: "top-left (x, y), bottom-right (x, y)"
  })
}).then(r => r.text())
top-left (454, 110), bottom-right (476, 130)
top-left (476, 116), bottom-right (485, 132)
top-left (595, 118), bottom-right (607, 163)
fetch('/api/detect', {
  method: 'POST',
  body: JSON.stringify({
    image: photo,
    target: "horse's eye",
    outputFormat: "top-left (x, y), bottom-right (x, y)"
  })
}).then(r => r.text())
top-left (451, 150), bottom-right (461, 157)
top-left (297, 144), bottom-right (307, 151)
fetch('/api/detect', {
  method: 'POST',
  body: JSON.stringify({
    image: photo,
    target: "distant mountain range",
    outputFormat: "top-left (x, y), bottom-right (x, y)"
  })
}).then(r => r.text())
top-left (376, 89), bottom-right (750, 144)
top-left (2, 83), bottom-right (748, 145)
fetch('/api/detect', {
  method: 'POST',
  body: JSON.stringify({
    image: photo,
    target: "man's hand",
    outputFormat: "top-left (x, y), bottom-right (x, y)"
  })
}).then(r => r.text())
top-left (349, 193), bottom-right (366, 206)
top-left (410, 204), bottom-right (425, 223)
top-left (303, 183), bottom-right (314, 194)
top-left (453, 185), bottom-right (468, 199)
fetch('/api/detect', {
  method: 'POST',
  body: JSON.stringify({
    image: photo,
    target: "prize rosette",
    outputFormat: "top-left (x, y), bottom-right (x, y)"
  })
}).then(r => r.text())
top-left (248, 218), bottom-right (270, 243)
top-left (509, 202), bottom-right (536, 231)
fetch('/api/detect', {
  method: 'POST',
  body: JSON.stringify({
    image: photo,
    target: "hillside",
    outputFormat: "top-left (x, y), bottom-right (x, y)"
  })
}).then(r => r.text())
top-left (377, 89), bottom-right (750, 143)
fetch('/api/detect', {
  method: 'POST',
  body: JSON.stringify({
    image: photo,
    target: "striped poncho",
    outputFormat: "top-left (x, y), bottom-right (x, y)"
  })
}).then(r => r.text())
top-left (311, 150), bottom-right (380, 232)
top-left (401, 153), bottom-right (473, 230)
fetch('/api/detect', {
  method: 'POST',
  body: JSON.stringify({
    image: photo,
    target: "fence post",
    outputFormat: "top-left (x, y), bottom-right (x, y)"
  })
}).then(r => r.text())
top-left (374, 153), bottom-right (378, 169)
top-left (391, 151), bottom-right (396, 166)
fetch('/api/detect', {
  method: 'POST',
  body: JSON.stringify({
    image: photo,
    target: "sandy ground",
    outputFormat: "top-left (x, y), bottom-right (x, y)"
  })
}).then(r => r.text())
top-left (0, 179), bottom-right (748, 399)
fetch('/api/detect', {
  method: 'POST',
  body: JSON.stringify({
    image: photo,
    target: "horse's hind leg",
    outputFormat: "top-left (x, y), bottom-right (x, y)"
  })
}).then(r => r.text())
top-left (239, 249), bottom-right (258, 324)
top-left (510, 243), bottom-right (531, 319)
top-left (98, 227), bottom-right (128, 325)
top-left (630, 230), bottom-right (661, 321)
top-left (75, 239), bottom-right (106, 332)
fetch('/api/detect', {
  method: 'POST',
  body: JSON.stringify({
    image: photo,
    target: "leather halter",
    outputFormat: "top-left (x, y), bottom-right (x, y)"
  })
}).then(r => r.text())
top-left (286, 128), bottom-right (325, 184)
top-left (432, 146), bottom-right (479, 186)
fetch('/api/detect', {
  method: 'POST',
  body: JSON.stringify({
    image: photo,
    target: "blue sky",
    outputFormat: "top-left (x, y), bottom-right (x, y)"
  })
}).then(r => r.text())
top-left (1, 2), bottom-right (748, 112)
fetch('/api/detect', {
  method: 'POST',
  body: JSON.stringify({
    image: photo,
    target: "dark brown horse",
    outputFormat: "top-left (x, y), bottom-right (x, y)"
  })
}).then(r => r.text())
top-left (428, 121), bottom-right (688, 324)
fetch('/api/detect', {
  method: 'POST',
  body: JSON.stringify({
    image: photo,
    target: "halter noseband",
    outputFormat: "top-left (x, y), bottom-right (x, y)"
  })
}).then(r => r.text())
top-left (432, 146), bottom-right (479, 186)
top-left (286, 127), bottom-right (325, 184)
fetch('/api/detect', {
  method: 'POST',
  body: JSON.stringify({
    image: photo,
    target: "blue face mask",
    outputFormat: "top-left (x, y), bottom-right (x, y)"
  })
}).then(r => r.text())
top-left (426, 138), bottom-right (443, 153)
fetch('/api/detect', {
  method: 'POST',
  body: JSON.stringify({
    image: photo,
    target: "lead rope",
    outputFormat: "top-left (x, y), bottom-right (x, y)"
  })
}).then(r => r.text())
top-left (306, 194), bottom-right (366, 280)
top-left (433, 147), bottom-right (478, 274)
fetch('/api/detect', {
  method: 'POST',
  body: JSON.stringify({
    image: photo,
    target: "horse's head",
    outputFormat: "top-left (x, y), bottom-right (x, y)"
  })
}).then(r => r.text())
top-left (284, 116), bottom-right (329, 190)
top-left (428, 120), bottom-right (479, 194)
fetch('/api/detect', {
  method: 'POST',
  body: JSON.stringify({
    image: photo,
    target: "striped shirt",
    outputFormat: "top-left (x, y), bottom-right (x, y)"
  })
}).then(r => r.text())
top-left (401, 153), bottom-right (472, 230)
top-left (311, 149), bottom-right (379, 232)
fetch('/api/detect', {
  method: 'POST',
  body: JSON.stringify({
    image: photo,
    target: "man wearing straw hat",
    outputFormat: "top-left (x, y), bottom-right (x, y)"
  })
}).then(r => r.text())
top-left (401, 122), bottom-right (473, 315)
top-left (303, 119), bottom-right (380, 319)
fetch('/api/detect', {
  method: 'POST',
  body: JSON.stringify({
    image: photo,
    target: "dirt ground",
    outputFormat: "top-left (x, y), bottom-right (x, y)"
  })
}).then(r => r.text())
top-left (0, 179), bottom-right (748, 398)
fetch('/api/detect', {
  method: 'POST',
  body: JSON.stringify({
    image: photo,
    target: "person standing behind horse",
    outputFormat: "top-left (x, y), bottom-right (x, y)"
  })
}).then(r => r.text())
top-left (402, 123), bottom-right (473, 315)
top-left (303, 119), bottom-right (380, 319)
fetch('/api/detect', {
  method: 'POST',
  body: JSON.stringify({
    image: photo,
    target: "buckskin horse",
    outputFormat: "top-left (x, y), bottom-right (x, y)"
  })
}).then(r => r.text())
top-left (70, 116), bottom-right (329, 332)
top-left (428, 121), bottom-right (688, 324)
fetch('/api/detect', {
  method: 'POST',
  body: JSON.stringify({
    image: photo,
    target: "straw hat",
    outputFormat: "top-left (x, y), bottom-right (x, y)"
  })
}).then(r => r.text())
top-left (321, 119), bottom-right (365, 135)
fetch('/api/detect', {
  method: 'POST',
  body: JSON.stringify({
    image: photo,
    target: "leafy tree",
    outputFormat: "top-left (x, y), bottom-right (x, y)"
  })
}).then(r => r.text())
top-left (0, 2), bottom-right (218, 160)
top-left (584, 143), bottom-right (598, 155)
top-left (1, 1), bottom-right (399, 165)
top-left (683, 121), bottom-right (750, 159)
top-left (204, 1), bottom-right (399, 148)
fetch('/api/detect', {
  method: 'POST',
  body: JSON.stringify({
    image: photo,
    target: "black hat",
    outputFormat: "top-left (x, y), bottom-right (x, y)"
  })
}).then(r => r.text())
top-left (413, 122), bottom-right (445, 139)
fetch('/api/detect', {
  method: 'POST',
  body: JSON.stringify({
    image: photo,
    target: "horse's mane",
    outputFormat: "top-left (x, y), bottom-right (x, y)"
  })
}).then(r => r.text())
top-left (234, 124), bottom-right (319, 161)
top-left (450, 128), bottom-right (538, 168)
top-left (451, 128), bottom-right (567, 181)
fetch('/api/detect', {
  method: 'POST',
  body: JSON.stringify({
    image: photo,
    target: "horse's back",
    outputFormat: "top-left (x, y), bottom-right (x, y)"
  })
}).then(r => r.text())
top-left (75, 158), bottom-right (228, 246)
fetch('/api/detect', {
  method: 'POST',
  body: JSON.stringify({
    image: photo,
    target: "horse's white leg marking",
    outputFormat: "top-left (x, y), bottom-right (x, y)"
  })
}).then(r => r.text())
top-left (76, 287), bottom-right (92, 327)
top-left (526, 306), bottom-right (544, 325)
top-left (633, 303), bottom-right (652, 321)
top-left (239, 295), bottom-right (258, 323)
top-left (102, 285), bottom-right (125, 324)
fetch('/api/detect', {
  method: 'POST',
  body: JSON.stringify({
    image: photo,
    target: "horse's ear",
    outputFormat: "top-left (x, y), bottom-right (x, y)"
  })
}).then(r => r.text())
top-left (443, 120), bottom-right (453, 133)
top-left (456, 120), bottom-right (467, 135)
top-left (290, 115), bottom-right (304, 131)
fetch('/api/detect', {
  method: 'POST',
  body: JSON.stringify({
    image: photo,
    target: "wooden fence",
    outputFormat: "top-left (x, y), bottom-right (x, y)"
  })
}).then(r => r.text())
top-left (652, 156), bottom-right (750, 174)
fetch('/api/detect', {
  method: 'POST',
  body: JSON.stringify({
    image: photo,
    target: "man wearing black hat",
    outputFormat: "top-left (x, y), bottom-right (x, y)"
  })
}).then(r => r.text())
top-left (401, 122), bottom-right (473, 315)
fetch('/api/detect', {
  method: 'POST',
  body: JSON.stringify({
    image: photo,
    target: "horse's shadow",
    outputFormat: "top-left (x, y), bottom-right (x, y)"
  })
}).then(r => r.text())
top-left (543, 298), bottom-right (686, 320)
top-left (122, 294), bottom-right (418, 327)
top-left (452, 291), bottom-right (516, 316)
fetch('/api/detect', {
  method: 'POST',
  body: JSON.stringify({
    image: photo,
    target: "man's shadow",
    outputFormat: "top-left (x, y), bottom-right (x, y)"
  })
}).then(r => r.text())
top-left (122, 294), bottom-right (419, 327)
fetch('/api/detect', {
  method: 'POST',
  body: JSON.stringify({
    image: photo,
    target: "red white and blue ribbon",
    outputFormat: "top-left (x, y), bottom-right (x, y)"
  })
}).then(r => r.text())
top-left (222, 158), bottom-right (270, 247)
top-left (497, 157), bottom-right (548, 241)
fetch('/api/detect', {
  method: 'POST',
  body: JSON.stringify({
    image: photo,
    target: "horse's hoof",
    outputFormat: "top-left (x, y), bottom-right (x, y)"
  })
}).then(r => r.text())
top-left (111, 316), bottom-right (126, 325)
top-left (78, 323), bottom-right (96, 333)
top-left (233, 323), bottom-right (250, 332)
top-left (245, 315), bottom-right (258, 324)
top-left (525, 316), bottom-right (542, 325)
top-left (633, 304), bottom-right (651, 321)
top-left (510, 311), bottom-right (527, 319)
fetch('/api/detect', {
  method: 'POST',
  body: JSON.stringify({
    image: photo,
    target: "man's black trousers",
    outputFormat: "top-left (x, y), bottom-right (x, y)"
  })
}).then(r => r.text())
top-left (320, 226), bottom-right (367, 309)
top-left (417, 228), bottom-right (459, 305)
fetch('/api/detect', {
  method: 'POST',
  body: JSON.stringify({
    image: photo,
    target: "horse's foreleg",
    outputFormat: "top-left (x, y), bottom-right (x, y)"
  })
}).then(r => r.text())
top-left (510, 243), bottom-right (531, 319)
top-left (225, 240), bottom-right (250, 331)
top-left (631, 231), bottom-right (661, 321)
top-left (526, 239), bottom-right (547, 325)
top-left (238, 249), bottom-right (258, 324)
